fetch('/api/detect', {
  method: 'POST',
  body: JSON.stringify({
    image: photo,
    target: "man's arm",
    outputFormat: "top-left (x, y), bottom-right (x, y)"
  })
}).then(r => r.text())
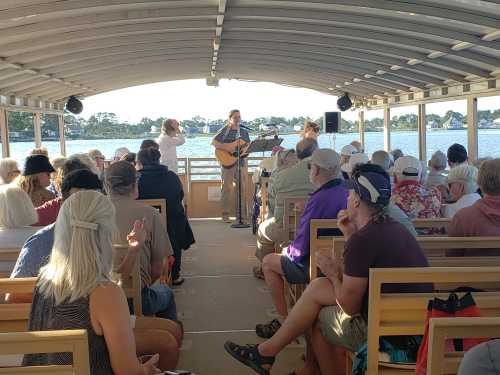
top-left (331, 274), bottom-right (367, 316)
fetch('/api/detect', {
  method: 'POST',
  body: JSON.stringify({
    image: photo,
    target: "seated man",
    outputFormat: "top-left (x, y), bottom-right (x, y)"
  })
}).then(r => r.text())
top-left (426, 150), bottom-right (448, 190)
top-left (442, 164), bottom-right (480, 218)
top-left (448, 158), bottom-right (500, 256)
top-left (340, 144), bottom-right (358, 179)
top-left (225, 164), bottom-right (430, 375)
top-left (256, 149), bottom-right (348, 338)
top-left (104, 161), bottom-right (177, 320)
top-left (392, 155), bottom-right (441, 219)
top-left (370, 150), bottom-right (391, 173)
top-left (255, 139), bottom-right (318, 278)
top-left (447, 143), bottom-right (468, 169)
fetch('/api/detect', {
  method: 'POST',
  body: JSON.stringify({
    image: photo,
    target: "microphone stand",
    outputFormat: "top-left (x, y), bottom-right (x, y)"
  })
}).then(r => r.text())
top-left (231, 124), bottom-right (250, 229)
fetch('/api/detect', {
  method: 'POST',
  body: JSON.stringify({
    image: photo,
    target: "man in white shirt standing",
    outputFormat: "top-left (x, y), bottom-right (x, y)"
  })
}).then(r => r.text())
top-left (157, 119), bottom-right (186, 174)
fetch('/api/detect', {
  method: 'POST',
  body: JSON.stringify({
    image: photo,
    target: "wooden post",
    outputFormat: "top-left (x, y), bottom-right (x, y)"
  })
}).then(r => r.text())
top-left (467, 96), bottom-right (478, 162)
top-left (33, 112), bottom-right (42, 148)
top-left (58, 114), bottom-right (66, 156)
top-left (418, 104), bottom-right (426, 162)
top-left (383, 106), bottom-right (390, 152)
top-left (0, 108), bottom-right (10, 157)
top-left (358, 110), bottom-right (365, 151)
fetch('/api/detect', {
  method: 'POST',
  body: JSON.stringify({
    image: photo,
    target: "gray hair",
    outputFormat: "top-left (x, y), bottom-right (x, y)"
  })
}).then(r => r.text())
top-left (0, 184), bottom-right (38, 228)
top-left (447, 164), bottom-right (478, 194)
top-left (478, 158), bottom-right (500, 196)
top-left (430, 151), bottom-right (447, 171)
top-left (370, 150), bottom-right (391, 171)
top-left (0, 158), bottom-right (19, 184)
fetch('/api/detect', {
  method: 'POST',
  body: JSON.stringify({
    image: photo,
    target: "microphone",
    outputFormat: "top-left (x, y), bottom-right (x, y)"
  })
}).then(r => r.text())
top-left (239, 124), bottom-right (253, 131)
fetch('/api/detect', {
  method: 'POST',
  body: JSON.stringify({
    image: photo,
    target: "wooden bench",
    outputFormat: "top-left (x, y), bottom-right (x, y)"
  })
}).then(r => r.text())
top-left (365, 267), bottom-right (500, 375)
top-left (0, 329), bottom-right (90, 374)
top-left (139, 198), bottom-right (167, 227)
top-left (0, 277), bottom-right (36, 332)
top-left (113, 245), bottom-right (142, 316)
top-left (427, 317), bottom-right (500, 375)
top-left (0, 248), bottom-right (22, 278)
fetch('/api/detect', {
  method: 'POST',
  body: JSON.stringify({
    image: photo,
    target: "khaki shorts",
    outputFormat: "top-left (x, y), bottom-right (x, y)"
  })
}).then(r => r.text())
top-left (318, 305), bottom-right (367, 353)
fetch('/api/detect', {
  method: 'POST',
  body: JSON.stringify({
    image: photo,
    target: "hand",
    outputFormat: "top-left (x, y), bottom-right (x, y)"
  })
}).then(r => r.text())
top-left (317, 252), bottom-right (335, 278)
top-left (337, 210), bottom-right (357, 238)
top-left (141, 353), bottom-right (161, 374)
top-left (167, 255), bottom-right (175, 269)
top-left (127, 218), bottom-right (146, 253)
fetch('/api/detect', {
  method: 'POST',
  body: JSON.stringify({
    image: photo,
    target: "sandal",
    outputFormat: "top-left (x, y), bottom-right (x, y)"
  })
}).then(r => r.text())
top-left (255, 319), bottom-right (281, 339)
top-left (224, 341), bottom-right (275, 375)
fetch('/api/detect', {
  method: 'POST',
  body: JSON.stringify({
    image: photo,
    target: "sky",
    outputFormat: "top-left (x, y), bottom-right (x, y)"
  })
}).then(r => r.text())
top-left (80, 79), bottom-right (499, 123)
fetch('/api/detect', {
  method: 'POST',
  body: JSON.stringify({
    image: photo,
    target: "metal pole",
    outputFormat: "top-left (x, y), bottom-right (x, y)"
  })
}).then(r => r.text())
top-left (467, 96), bottom-right (478, 162)
top-left (418, 104), bottom-right (427, 162)
top-left (58, 114), bottom-right (66, 156)
top-left (358, 110), bottom-right (365, 152)
top-left (383, 106), bottom-right (391, 152)
top-left (34, 112), bottom-right (42, 148)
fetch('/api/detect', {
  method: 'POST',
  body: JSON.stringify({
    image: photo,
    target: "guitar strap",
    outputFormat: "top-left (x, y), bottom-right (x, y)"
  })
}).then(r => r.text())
top-left (223, 124), bottom-right (232, 141)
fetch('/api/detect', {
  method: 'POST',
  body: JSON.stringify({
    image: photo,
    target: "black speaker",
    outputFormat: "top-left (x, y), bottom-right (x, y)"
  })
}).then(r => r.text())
top-left (65, 95), bottom-right (83, 115)
top-left (324, 112), bottom-right (340, 133)
top-left (337, 93), bottom-right (352, 112)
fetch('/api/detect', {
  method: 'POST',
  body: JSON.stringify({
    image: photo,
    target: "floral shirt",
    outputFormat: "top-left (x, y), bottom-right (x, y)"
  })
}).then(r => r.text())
top-left (391, 180), bottom-right (442, 219)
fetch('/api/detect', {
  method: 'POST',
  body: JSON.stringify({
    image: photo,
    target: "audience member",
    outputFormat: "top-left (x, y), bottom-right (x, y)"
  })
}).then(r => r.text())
top-left (48, 156), bottom-right (66, 195)
top-left (255, 139), bottom-right (318, 277)
top-left (104, 161), bottom-right (177, 320)
top-left (0, 158), bottom-right (20, 184)
top-left (442, 164), bottom-right (480, 218)
top-left (140, 139), bottom-right (160, 150)
top-left (157, 119), bottom-right (185, 173)
top-left (29, 147), bottom-right (48, 157)
top-left (370, 150), bottom-right (391, 173)
top-left (16, 155), bottom-right (55, 207)
top-left (121, 152), bottom-right (137, 166)
top-left (448, 159), bottom-right (500, 253)
top-left (426, 150), bottom-right (448, 193)
top-left (350, 140), bottom-right (364, 153)
top-left (447, 143), bottom-right (468, 168)
top-left (88, 149), bottom-right (106, 177)
top-left (11, 169), bottom-right (102, 281)
top-left (225, 164), bottom-right (430, 375)
top-left (265, 149), bottom-right (298, 217)
top-left (137, 147), bottom-right (195, 286)
top-left (340, 144), bottom-right (358, 179)
top-left (23, 191), bottom-right (167, 374)
top-left (301, 120), bottom-right (320, 140)
top-left (114, 147), bottom-right (130, 161)
top-left (390, 149), bottom-right (404, 162)
top-left (345, 153), bottom-right (369, 178)
top-left (256, 149), bottom-right (347, 337)
top-left (392, 155), bottom-right (441, 219)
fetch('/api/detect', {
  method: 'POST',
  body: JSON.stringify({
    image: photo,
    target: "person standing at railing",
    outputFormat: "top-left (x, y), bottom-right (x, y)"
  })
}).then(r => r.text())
top-left (157, 119), bottom-right (185, 174)
top-left (212, 109), bottom-right (251, 223)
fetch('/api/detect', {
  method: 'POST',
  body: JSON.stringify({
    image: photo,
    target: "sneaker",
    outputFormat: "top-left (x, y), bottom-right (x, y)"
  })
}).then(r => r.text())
top-left (172, 276), bottom-right (185, 286)
top-left (253, 266), bottom-right (265, 280)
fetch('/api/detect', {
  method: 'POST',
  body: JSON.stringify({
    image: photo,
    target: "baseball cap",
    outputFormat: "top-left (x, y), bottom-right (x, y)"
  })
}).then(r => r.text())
top-left (345, 164), bottom-right (391, 205)
top-left (310, 149), bottom-right (340, 170)
top-left (344, 153), bottom-right (369, 174)
top-left (341, 144), bottom-right (358, 156)
top-left (393, 155), bottom-right (422, 177)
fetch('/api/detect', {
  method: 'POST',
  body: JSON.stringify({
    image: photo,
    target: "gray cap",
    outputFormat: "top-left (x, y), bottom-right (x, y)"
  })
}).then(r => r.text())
top-left (310, 148), bottom-right (340, 170)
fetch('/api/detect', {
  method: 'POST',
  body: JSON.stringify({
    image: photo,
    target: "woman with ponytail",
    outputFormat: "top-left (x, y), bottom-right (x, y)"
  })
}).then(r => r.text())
top-left (24, 190), bottom-right (161, 375)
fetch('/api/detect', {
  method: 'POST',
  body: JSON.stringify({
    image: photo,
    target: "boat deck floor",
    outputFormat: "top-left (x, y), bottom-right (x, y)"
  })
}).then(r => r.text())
top-left (176, 219), bottom-right (303, 374)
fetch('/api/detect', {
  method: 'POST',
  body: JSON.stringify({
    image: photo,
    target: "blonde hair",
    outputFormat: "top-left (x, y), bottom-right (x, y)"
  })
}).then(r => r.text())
top-left (0, 185), bottom-right (37, 228)
top-left (29, 147), bottom-right (48, 157)
top-left (478, 158), bottom-right (500, 196)
top-left (301, 121), bottom-right (320, 139)
top-left (38, 191), bottom-right (116, 305)
top-left (16, 173), bottom-right (43, 197)
top-left (0, 158), bottom-right (20, 184)
top-left (161, 119), bottom-right (177, 136)
top-left (50, 156), bottom-right (66, 171)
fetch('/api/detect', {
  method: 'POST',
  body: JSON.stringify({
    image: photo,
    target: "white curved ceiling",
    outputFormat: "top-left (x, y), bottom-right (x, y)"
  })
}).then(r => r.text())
top-left (0, 0), bottom-right (499, 107)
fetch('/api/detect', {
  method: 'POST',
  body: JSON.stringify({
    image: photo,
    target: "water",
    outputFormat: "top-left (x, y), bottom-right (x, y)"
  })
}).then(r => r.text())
top-left (6, 130), bottom-right (500, 165)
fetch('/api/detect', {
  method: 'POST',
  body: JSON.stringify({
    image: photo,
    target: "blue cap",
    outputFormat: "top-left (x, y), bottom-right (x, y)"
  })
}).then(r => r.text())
top-left (345, 170), bottom-right (391, 206)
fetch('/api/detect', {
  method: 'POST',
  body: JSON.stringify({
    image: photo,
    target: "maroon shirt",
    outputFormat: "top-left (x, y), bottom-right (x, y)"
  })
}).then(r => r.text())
top-left (343, 218), bottom-right (431, 317)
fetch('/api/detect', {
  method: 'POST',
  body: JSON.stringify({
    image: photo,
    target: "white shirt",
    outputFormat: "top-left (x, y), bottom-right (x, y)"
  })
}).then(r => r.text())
top-left (156, 133), bottom-right (185, 173)
top-left (442, 192), bottom-right (481, 218)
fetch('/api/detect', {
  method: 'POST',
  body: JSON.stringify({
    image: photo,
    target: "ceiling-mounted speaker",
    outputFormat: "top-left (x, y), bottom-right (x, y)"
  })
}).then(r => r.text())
top-left (337, 93), bottom-right (352, 112)
top-left (65, 95), bottom-right (83, 115)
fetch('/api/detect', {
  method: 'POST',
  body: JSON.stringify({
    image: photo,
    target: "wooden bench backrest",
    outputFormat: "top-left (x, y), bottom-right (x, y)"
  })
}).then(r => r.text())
top-left (427, 317), bottom-right (500, 375)
top-left (367, 267), bottom-right (500, 375)
top-left (413, 218), bottom-right (451, 230)
top-left (139, 198), bottom-right (167, 227)
top-left (259, 176), bottom-right (270, 222)
top-left (0, 330), bottom-right (90, 374)
top-left (0, 248), bottom-right (22, 263)
top-left (113, 245), bottom-right (142, 316)
top-left (0, 277), bottom-right (36, 333)
top-left (282, 196), bottom-right (308, 242)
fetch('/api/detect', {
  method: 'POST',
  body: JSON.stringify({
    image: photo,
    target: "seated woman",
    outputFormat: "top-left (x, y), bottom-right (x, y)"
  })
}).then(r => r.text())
top-left (16, 155), bottom-right (55, 207)
top-left (301, 120), bottom-right (320, 140)
top-left (23, 190), bottom-right (164, 374)
top-left (48, 156), bottom-right (66, 196)
top-left (136, 147), bottom-right (195, 286)
top-left (0, 185), bottom-right (40, 252)
top-left (105, 161), bottom-right (178, 319)
top-left (0, 158), bottom-right (20, 185)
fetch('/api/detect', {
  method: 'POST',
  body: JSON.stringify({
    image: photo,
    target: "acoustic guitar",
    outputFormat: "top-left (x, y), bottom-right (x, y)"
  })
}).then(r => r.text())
top-left (215, 139), bottom-right (250, 168)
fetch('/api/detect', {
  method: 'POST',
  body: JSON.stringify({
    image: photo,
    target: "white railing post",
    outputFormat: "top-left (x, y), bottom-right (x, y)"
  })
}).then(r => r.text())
top-left (383, 106), bottom-right (391, 152)
top-left (358, 110), bottom-right (365, 151)
top-left (418, 104), bottom-right (426, 162)
top-left (58, 114), bottom-right (66, 156)
top-left (467, 96), bottom-right (478, 162)
top-left (34, 112), bottom-right (42, 148)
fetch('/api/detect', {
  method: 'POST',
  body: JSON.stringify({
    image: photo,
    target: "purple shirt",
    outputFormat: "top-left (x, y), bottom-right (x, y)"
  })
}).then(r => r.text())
top-left (286, 178), bottom-right (348, 266)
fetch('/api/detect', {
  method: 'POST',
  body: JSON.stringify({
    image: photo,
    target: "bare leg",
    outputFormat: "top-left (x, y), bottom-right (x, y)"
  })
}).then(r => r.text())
top-left (134, 328), bottom-right (179, 370)
top-left (262, 253), bottom-right (288, 318)
top-left (134, 316), bottom-right (183, 346)
top-left (258, 277), bottom-right (336, 357)
top-left (312, 320), bottom-right (346, 375)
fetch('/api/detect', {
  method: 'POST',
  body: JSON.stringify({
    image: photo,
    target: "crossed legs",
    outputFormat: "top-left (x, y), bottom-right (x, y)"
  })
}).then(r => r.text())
top-left (262, 253), bottom-right (288, 318)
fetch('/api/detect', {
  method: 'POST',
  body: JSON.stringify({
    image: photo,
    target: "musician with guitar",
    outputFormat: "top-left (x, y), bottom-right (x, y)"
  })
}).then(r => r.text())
top-left (212, 109), bottom-right (250, 223)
